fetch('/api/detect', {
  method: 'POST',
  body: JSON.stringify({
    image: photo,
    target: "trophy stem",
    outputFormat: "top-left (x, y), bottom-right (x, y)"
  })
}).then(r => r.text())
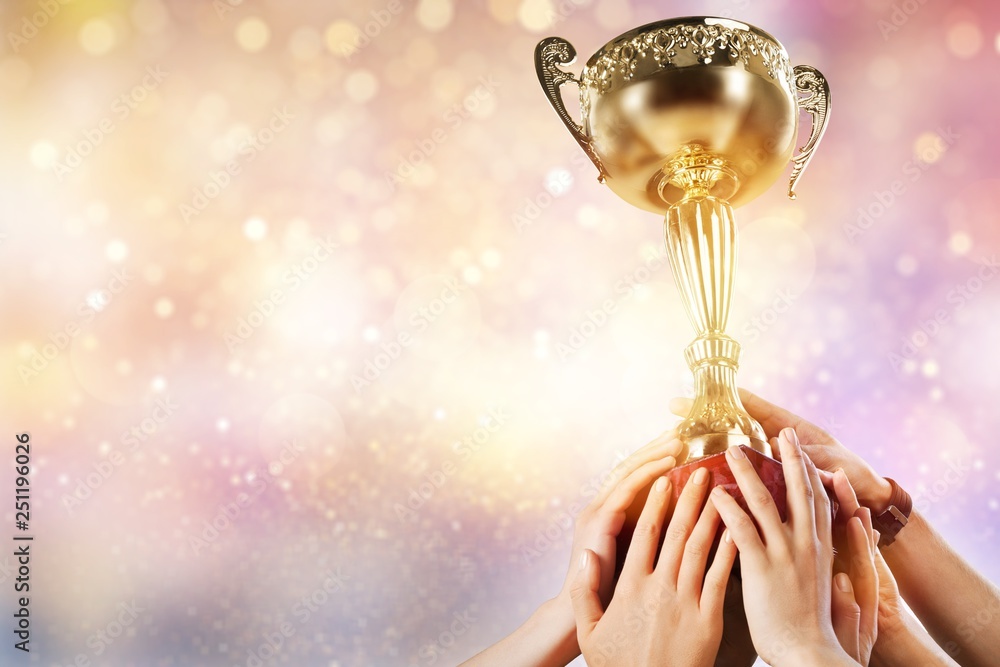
top-left (663, 147), bottom-right (769, 464)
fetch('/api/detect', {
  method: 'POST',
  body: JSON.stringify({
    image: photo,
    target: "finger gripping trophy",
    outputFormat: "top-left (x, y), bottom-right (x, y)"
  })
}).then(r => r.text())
top-left (535, 17), bottom-right (831, 514)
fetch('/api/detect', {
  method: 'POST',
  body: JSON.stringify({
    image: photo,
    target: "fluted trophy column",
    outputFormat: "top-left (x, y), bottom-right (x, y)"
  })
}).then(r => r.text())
top-left (662, 147), bottom-right (768, 462)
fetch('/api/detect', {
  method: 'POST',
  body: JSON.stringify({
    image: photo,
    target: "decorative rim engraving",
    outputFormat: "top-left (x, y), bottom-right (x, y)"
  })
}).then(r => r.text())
top-left (580, 22), bottom-right (793, 96)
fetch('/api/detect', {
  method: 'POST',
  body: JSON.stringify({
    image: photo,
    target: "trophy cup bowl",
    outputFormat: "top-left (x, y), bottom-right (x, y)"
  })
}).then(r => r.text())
top-left (535, 17), bottom-right (831, 519)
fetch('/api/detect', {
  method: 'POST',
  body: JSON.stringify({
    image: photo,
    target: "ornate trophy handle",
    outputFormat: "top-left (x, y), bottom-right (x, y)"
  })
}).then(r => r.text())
top-left (534, 37), bottom-right (608, 182)
top-left (788, 64), bottom-right (831, 200)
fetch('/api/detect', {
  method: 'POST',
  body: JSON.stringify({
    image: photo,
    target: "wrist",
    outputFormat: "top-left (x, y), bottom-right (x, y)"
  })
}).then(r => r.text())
top-left (538, 594), bottom-right (579, 655)
top-left (866, 475), bottom-right (894, 513)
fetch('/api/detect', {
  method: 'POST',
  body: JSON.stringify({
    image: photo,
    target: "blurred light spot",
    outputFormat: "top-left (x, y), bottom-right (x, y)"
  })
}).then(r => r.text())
top-left (433, 408), bottom-right (446, 420)
top-left (151, 375), bottom-right (167, 392)
top-left (345, 70), bottom-right (378, 103)
top-left (324, 21), bottom-right (360, 56)
top-left (577, 204), bottom-right (602, 228)
top-left (87, 201), bottom-right (109, 223)
top-left (518, 0), bottom-right (557, 31)
top-left (236, 17), bottom-right (270, 52)
top-left (144, 263), bottom-right (164, 284)
top-left (316, 113), bottom-right (346, 145)
top-left (106, 239), bottom-right (129, 263)
top-left (545, 168), bottom-right (573, 196)
top-left (79, 18), bottom-right (116, 55)
top-left (867, 56), bottom-right (900, 89)
top-left (154, 297), bottom-right (174, 318)
top-left (115, 359), bottom-right (132, 376)
top-left (217, 418), bottom-right (230, 433)
top-left (489, 0), bottom-right (519, 22)
top-left (947, 22), bottom-right (982, 59)
top-left (462, 265), bottom-right (483, 284)
top-left (417, 0), bottom-right (454, 31)
top-left (481, 248), bottom-right (502, 269)
top-left (949, 231), bottom-right (972, 255)
top-left (914, 131), bottom-right (949, 164)
top-left (288, 27), bottom-right (321, 60)
top-left (243, 216), bottom-right (268, 240)
top-left (362, 326), bottom-right (380, 342)
top-left (922, 360), bottom-right (939, 377)
top-left (896, 255), bottom-right (918, 276)
top-left (30, 141), bottom-right (57, 170)
top-left (86, 290), bottom-right (111, 312)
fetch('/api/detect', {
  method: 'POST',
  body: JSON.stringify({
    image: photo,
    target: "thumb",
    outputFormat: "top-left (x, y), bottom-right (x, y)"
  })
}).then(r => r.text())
top-left (831, 572), bottom-right (862, 662)
top-left (569, 549), bottom-right (604, 641)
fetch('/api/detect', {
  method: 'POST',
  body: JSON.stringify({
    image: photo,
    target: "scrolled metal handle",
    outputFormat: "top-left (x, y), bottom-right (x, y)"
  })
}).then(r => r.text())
top-left (534, 37), bottom-right (607, 182)
top-left (788, 64), bottom-right (831, 200)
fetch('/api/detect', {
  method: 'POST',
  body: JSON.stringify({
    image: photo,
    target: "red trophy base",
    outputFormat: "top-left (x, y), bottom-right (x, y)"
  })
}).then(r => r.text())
top-left (615, 445), bottom-right (786, 577)
top-left (667, 445), bottom-right (787, 522)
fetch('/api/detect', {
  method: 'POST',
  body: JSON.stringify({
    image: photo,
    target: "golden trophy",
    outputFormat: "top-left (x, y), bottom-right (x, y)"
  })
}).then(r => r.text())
top-left (534, 17), bottom-right (830, 514)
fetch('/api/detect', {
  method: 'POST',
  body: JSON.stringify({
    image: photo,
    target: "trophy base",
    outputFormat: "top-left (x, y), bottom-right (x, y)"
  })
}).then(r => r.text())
top-left (615, 445), bottom-right (786, 578)
top-left (667, 445), bottom-right (787, 522)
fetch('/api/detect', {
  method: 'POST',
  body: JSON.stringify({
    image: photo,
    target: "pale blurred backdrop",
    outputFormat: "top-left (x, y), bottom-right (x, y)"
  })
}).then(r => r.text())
top-left (1, 0), bottom-right (999, 665)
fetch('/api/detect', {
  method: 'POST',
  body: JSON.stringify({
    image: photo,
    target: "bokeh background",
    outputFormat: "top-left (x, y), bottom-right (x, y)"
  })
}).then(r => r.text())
top-left (2, 0), bottom-right (999, 664)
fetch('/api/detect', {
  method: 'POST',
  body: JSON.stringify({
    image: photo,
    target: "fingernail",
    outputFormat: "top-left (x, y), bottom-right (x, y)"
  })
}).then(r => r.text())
top-left (662, 456), bottom-right (676, 468)
top-left (873, 530), bottom-right (882, 546)
top-left (712, 486), bottom-right (727, 497)
top-left (692, 468), bottom-right (709, 485)
top-left (578, 551), bottom-right (589, 571)
top-left (836, 572), bottom-right (853, 593)
top-left (654, 476), bottom-right (669, 493)
top-left (781, 427), bottom-right (799, 446)
top-left (727, 446), bottom-right (746, 460)
top-left (723, 529), bottom-right (733, 544)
